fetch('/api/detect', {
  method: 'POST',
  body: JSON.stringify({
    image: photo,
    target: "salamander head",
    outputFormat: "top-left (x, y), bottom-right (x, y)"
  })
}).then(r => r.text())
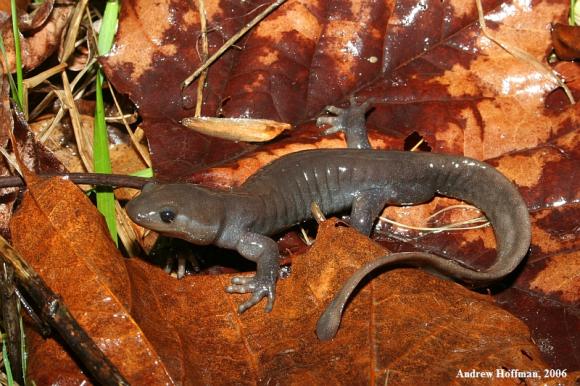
top-left (126, 183), bottom-right (225, 245)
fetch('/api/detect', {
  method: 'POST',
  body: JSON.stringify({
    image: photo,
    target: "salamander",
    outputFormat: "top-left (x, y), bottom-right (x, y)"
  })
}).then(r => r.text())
top-left (126, 100), bottom-right (531, 339)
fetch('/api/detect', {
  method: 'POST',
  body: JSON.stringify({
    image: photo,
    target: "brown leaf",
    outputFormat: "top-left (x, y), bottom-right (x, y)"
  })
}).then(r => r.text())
top-left (101, 0), bottom-right (578, 377)
top-left (551, 23), bottom-right (580, 61)
top-left (100, 0), bottom-right (255, 181)
top-left (126, 219), bottom-right (551, 384)
top-left (103, 0), bottom-right (577, 182)
top-left (17, 0), bottom-right (54, 32)
top-left (495, 203), bottom-right (580, 370)
top-left (10, 177), bottom-right (173, 384)
top-left (188, 0), bottom-right (577, 188)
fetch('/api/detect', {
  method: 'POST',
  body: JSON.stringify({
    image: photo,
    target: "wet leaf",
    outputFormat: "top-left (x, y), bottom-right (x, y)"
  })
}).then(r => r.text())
top-left (125, 220), bottom-right (554, 385)
top-left (0, 0), bottom-right (28, 15)
top-left (495, 204), bottom-right (580, 370)
top-left (10, 177), bottom-right (173, 384)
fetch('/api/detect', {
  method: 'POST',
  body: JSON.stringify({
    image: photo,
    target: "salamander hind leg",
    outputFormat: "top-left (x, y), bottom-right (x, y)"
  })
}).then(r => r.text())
top-left (350, 189), bottom-right (390, 235)
top-left (316, 96), bottom-right (374, 149)
top-left (226, 233), bottom-right (280, 313)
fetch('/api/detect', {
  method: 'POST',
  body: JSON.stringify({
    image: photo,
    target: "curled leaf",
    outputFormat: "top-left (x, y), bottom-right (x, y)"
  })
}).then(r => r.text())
top-left (181, 116), bottom-right (291, 142)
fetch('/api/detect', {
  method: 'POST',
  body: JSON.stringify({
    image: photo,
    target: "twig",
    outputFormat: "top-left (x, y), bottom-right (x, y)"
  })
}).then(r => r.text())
top-left (195, 0), bottom-right (209, 117)
top-left (310, 201), bottom-right (326, 224)
top-left (378, 215), bottom-right (489, 233)
top-left (61, 71), bottom-right (93, 171)
top-left (182, 0), bottom-right (287, 89)
top-left (22, 63), bottom-right (68, 89)
top-left (0, 264), bottom-right (23, 384)
top-left (0, 236), bottom-right (128, 385)
top-left (0, 173), bottom-right (152, 189)
top-left (60, 0), bottom-right (90, 63)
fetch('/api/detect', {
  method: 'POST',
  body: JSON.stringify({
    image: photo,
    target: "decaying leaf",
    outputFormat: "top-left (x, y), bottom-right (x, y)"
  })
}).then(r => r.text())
top-left (182, 116), bottom-right (291, 142)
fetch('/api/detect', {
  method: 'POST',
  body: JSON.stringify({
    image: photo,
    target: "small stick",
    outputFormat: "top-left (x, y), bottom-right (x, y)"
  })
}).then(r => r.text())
top-left (0, 264), bottom-right (23, 384)
top-left (409, 138), bottom-right (424, 152)
top-left (182, 0), bottom-right (287, 89)
top-left (195, 0), bottom-right (209, 117)
top-left (0, 173), bottom-right (153, 189)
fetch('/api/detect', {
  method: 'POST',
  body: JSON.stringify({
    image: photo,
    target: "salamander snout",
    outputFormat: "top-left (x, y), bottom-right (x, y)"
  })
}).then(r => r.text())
top-left (125, 198), bottom-right (147, 224)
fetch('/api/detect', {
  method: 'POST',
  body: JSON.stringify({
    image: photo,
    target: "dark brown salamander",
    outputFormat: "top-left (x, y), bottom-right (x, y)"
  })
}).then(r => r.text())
top-left (126, 100), bottom-right (531, 339)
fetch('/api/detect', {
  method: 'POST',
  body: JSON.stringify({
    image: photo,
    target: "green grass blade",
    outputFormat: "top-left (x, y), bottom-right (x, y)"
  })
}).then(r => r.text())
top-left (10, 0), bottom-right (23, 109)
top-left (94, 70), bottom-right (116, 243)
top-left (99, 1), bottom-right (120, 54)
top-left (2, 338), bottom-right (14, 386)
top-left (94, 0), bottom-right (120, 244)
top-left (0, 34), bottom-right (19, 104)
top-left (130, 168), bottom-right (154, 178)
top-left (18, 312), bottom-right (26, 386)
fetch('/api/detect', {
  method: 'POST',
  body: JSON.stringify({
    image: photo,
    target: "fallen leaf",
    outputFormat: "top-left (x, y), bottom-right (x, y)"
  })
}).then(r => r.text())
top-left (125, 220), bottom-right (553, 384)
top-left (494, 203), bottom-right (580, 370)
top-left (10, 176), bottom-right (173, 384)
top-left (0, 0), bottom-right (28, 14)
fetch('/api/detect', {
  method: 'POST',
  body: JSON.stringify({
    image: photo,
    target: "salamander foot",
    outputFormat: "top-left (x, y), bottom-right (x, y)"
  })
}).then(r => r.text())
top-left (226, 275), bottom-right (276, 313)
top-left (316, 96), bottom-right (374, 149)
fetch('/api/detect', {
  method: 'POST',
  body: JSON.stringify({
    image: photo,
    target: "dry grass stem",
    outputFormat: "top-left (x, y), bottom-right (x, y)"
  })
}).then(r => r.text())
top-left (108, 86), bottom-right (151, 167)
top-left (61, 72), bottom-right (93, 171)
top-left (60, 0), bottom-right (90, 62)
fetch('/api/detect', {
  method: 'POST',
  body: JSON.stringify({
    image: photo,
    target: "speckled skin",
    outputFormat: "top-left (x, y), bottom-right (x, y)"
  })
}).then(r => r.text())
top-left (126, 101), bottom-right (531, 334)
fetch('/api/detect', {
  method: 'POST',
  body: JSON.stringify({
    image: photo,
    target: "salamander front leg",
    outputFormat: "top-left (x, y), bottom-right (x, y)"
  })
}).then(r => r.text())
top-left (226, 233), bottom-right (280, 313)
top-left (316, 96), bottom-right (374, 150)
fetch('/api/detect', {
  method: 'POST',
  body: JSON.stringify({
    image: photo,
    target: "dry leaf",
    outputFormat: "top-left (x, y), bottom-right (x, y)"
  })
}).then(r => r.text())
top-left (182, 117), bottom-right (291, 142)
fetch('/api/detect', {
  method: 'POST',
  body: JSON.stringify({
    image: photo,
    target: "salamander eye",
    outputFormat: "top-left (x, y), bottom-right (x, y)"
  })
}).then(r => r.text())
top-left (159, 209), bottom-right (176, 224)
